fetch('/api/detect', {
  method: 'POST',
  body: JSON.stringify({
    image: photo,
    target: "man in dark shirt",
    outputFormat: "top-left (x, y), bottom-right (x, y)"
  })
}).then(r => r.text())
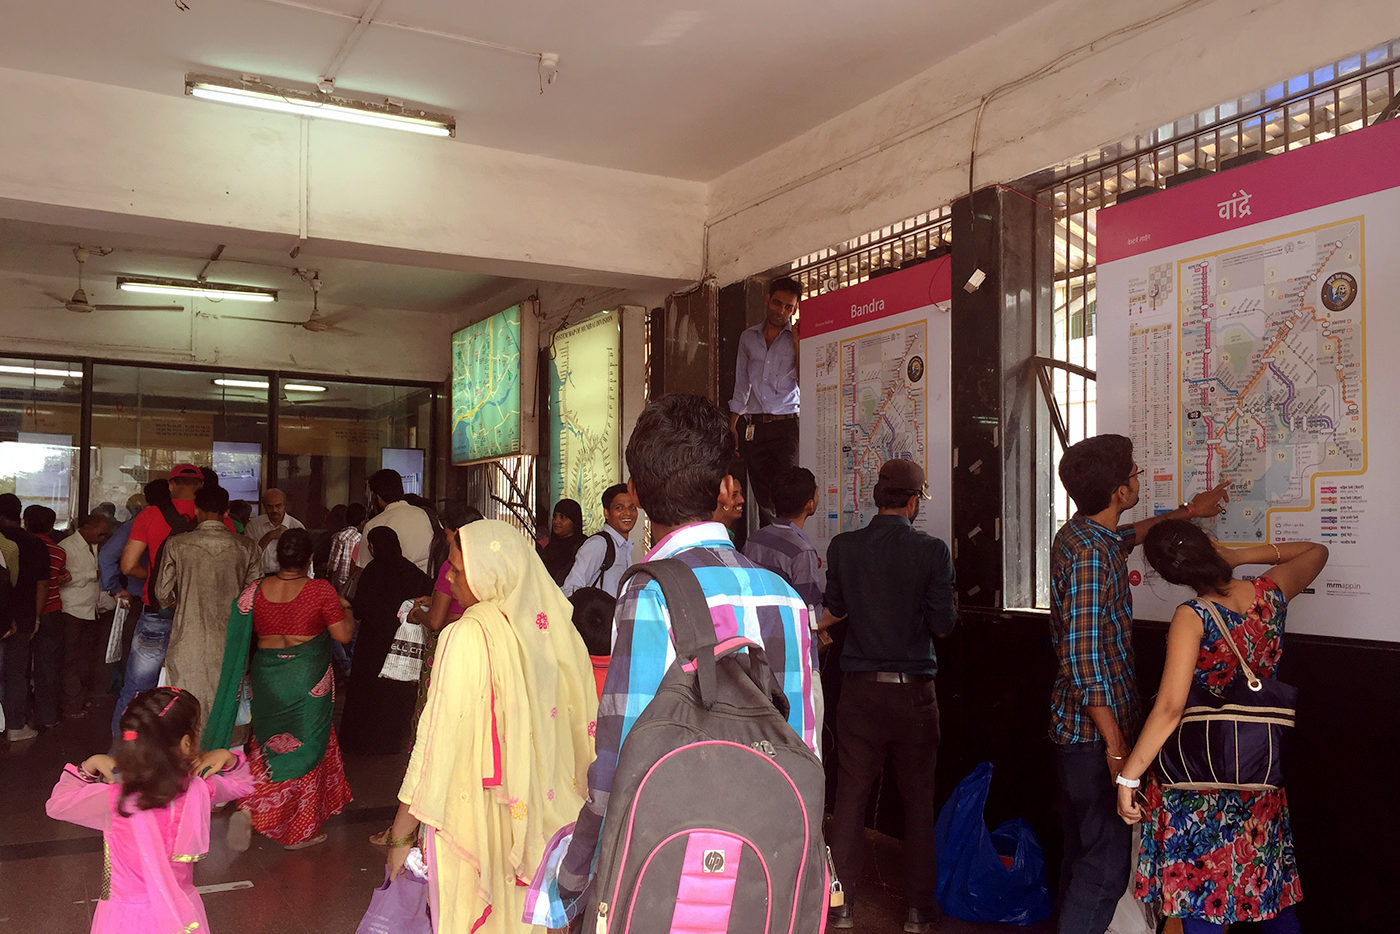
top-left (822, 459), bottom-right (956, 933)
top-left (0, 492), bottom-right (51, 742)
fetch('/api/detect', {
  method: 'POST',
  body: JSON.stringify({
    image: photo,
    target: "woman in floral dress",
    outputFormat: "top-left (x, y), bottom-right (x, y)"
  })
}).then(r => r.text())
top-left (1116, 520), bottom-right (1328, 932)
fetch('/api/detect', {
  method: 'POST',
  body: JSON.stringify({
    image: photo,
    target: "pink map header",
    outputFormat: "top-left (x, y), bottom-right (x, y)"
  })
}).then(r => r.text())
top-left (799, 255), bottom-right (952, 338)
top-left (1099, 118), bottom-right (1400, 264)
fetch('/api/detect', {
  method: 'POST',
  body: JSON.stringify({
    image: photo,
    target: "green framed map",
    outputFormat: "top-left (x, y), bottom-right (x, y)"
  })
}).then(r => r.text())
top-left (451, 305), bottom-right (524, 464)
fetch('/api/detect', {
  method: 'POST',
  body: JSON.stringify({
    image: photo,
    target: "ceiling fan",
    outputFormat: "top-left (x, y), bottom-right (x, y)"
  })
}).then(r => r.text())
top-left (222, 274), bottom-right (354, 333)
top-left (48, 247), bottom-right (184, 313)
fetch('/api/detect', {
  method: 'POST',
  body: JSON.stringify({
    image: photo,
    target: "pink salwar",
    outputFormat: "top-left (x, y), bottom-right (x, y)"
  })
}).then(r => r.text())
top-left (45, 752), bottom-right (253, 934)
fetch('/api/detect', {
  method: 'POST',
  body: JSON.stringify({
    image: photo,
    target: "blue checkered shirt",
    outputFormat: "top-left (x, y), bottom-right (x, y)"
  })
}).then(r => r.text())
top-left (1049, 514), bottom-right (1142, 745)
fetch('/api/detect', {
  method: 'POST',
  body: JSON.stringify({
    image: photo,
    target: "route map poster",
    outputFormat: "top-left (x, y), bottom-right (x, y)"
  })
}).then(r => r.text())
top-left (1097, 118), bottom-right (1400, 641)
top-left (451, 304), bottom-right (538, 465)
top-left (548, 312), bottom-right (621, 533)
top-left (798, 257), bottom-right (953, 572)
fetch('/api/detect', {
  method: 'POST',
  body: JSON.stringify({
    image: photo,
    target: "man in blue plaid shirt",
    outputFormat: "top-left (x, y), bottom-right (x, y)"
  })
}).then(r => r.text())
top-left (1051, 434), bottom-right (1226, 934)
top-left (527, 393), bottom-right (818, 928)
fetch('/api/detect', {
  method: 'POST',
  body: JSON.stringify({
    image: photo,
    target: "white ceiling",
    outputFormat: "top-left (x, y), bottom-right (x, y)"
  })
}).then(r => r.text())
top-left (2, 0), bottom-right (1055, 180)
top-left (0, 217), bottom-right (500, 315)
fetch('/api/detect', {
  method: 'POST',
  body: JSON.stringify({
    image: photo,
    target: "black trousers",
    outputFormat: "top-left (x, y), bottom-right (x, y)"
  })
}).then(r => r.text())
top-left (828, 676), bottom-right (941, 909)
top-left (1053, 741), bottom-right (1132, 934)
top-left (736, 416), bottom-right (799, 527)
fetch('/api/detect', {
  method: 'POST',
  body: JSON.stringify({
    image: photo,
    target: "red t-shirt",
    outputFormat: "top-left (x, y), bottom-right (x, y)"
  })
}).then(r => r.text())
top-left (129, 501), bottom-right (236, 603)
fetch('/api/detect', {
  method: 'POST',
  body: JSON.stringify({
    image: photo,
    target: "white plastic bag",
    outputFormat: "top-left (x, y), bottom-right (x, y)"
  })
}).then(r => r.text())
top-left (1105, 825), bottom-right (1158, 934)
top-left (378, 599), bottom-right (426, 682)
top-left (105, 603), bottom-right (129, 664)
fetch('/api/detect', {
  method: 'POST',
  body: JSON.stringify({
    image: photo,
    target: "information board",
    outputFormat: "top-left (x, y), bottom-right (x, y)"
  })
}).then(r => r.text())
top-left (1097, 118), bottom-right (1400, 640)
top-left (548, 313), bottom-right (621, 531)
top-left (798, 258), bottom-right (954, 570)
top-left (451, 305), bottom-right (538, 465)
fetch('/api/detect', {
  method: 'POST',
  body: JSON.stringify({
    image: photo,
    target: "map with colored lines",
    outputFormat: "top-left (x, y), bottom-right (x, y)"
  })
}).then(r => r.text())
top-left (451, 305), bottom-right (523, 464)
top-left (1178, 219), bottom-right (1365, 543)
top-left (840, 321), bottom-right (928, 532)
top-left (548, 313), bottom-right (620, 532)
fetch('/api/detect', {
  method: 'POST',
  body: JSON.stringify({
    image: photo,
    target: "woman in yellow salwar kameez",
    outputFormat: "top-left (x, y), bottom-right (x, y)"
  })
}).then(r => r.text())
top-left (385, 520), bottom-right (598, 933)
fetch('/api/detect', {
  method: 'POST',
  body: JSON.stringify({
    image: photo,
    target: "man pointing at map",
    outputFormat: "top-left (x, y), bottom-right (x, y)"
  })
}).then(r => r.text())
top-left (730, 275), bottom-right (803, 529)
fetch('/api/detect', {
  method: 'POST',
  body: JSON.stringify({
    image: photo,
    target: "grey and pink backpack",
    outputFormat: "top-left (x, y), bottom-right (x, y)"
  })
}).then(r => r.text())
top-left (582, 559), bottom-right (829, 934)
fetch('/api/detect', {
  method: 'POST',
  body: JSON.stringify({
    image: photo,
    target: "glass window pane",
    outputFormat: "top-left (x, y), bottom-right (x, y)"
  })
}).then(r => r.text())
top-left (0, 358), bottom-right (83, 527)
top-left (90, 366), bottom-right (269, 520)
top-left (276, 379), bottom-right (435, 532)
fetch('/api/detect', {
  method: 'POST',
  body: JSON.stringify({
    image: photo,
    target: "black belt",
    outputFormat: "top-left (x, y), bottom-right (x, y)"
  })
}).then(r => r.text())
top-left (846, 670), bottom-right (934, 684)
top-left (742, 413), bottom-right (797, 423)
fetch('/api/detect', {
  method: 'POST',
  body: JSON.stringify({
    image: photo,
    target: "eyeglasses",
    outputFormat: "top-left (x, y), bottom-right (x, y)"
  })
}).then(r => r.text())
top-left (1125, 467), bottom-right (1145, 483)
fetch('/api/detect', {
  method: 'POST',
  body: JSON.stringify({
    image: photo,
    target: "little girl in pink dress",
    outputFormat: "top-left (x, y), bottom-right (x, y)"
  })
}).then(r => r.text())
top-left (46, 686), bottom-right (252, 934)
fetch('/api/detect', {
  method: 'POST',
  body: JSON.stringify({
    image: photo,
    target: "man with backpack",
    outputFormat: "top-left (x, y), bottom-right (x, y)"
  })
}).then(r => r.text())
top-left (111, 464), bottom-right (233, 735)
top-left (560, 483), bottom-right (637, 599)
top-left (535, 393), bottom-right (821, 932)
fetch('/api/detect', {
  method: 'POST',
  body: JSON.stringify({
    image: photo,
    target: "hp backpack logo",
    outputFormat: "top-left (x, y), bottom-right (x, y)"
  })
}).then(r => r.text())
top-left (702, 850), bottom-right (726, 873)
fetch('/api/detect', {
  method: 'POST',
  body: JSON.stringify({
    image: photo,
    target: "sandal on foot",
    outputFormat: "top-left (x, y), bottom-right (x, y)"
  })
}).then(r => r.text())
top-left (284, 833), bottom-right (328, 851)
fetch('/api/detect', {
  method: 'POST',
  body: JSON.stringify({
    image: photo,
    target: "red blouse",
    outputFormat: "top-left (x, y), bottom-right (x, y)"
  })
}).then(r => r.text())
top-left (253, 579), bottom-right (345, 637)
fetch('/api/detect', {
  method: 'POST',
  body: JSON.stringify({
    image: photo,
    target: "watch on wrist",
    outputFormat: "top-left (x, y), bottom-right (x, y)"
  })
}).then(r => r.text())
top-left (1114, 773), bottom-right (1141, 788)
top-left (1179, 500), bottom-right (1194, 517)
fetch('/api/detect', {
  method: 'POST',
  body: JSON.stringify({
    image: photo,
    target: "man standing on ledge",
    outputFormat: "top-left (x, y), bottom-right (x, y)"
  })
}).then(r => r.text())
top-left (730, 275), bottom-right (802, 528)
top-left (1051, 434), bottom-right (1227, 934)
top-left (822, 459), bottom-right (955, 933)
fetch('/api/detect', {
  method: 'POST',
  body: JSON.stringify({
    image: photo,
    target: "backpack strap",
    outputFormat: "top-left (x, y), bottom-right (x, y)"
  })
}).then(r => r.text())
top-left (621, 559), bottom-right (720, 707)
top-left (591, 530), bottom-right (617, 588)
top-left (148, 502), bottom-right (196, 610)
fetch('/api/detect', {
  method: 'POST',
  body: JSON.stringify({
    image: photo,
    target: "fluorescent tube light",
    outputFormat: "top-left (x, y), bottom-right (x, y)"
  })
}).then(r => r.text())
top-left (119, 277), bottom-right (277, 303)
top-left (186, 74), bottom-right (454, 138)
top-left (211, 379), bottom-right (326, 393)
top-left (0, 365), bottom-right (82, 378)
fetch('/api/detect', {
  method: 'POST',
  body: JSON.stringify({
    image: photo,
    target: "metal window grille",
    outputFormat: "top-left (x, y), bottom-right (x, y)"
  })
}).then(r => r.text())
top-left (788, 207), bottom-right (954, 296)
top-left (1031, 39), bottom-right (1400, 606)
top-left (462, 454), bottom-right (537, 539)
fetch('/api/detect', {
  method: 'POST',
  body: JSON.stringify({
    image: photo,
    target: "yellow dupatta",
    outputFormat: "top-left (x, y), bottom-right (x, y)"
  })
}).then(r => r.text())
top-left (399, 520), bottom-right (597, 928)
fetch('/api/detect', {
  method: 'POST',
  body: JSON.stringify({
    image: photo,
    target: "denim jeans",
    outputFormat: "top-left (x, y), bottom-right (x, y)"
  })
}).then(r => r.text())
top-left (110, 609), bottom-right (172, 736)
top-left (1054, 740), bottom-right (1133, 934)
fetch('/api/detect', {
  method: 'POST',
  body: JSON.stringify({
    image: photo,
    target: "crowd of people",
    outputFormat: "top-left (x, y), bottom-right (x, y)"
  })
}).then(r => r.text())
top-left (8, 283), bottom-right (1329, 934)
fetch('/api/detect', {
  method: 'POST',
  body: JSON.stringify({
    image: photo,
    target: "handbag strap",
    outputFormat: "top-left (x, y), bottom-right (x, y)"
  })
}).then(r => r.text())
top-left (1192, 598), bottom-right (1263, 692)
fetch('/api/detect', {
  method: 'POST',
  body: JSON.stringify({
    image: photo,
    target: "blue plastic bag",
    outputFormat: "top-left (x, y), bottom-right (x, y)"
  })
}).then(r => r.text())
top-left (934, 761), bottom-right (1052, 925)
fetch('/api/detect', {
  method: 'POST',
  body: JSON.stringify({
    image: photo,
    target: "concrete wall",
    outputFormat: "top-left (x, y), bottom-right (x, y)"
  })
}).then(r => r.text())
top-left (706, 0), bottom-right (1400, 283)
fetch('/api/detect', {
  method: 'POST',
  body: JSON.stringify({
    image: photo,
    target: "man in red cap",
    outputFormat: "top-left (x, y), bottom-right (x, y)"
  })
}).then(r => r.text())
top-left (821, 457), bottom-right (956, 933)
top-left (111, 464), bottom-right (230, 736)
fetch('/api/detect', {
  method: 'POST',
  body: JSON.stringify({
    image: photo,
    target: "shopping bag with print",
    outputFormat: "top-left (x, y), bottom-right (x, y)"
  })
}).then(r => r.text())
top-left (379, 600), bottom-right (426, 682)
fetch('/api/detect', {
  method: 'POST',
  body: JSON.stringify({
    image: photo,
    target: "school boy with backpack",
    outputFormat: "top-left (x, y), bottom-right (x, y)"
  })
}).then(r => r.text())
top-left (560, 483), bottom-right (637, 599)
top-left (528, 393), bottom-right (823, 933)
top-left (111, 465), bottom-right (234, 736)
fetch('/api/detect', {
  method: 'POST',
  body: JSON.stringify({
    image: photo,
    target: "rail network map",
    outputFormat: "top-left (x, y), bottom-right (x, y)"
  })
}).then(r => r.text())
top-left (548, 314), bottom-right (621, 531)
top-left (451, 305), bottom-right (523, 463)
top-left (1178, 219), bottom-right (1365, 543)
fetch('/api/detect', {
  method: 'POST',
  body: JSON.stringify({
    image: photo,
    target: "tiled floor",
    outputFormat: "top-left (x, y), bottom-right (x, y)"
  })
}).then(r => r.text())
top-left (2, 694), bottom-right (1054, 933)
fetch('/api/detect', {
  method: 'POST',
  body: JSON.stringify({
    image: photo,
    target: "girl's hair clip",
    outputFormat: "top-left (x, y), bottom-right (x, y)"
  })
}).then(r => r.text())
top-left (158, 687), bottom-right (184, 718)
top-left (121, 730), bottom-right (138, 741)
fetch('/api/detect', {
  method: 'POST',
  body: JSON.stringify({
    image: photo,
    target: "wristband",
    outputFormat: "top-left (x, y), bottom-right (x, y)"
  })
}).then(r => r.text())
top-left (1179, 500), bottom-right (1195, 518)
top-left (1114, 773), bottom-right (1141, 788)
top-left (386, 830), bottom-right (419, 848)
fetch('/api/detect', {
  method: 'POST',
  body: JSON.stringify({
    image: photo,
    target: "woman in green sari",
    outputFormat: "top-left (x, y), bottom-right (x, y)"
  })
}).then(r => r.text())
top-left (206, 528), bottom-right (355, 850)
